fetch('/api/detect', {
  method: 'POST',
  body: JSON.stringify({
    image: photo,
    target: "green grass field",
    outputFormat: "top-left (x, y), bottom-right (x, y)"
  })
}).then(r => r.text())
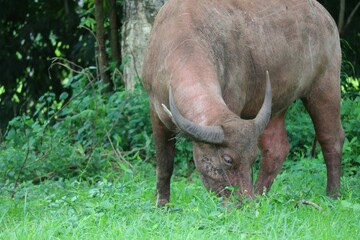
top-left (1, 156), bottom-right (359, 240)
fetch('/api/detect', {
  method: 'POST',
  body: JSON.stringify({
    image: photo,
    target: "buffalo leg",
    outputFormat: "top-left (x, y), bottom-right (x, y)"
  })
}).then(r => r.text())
top-left (302, 73), bottom-right (344, 198)
top-left (150, 109), bottom-right (176, 207)
top-left (255, 114), bottom-right (290, 195)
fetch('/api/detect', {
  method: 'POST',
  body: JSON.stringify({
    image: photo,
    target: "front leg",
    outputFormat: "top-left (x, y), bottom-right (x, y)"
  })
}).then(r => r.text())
top-left (150, 109), bottom-right (176, 207)
top-left (255, 114), bottom-right (290, 195)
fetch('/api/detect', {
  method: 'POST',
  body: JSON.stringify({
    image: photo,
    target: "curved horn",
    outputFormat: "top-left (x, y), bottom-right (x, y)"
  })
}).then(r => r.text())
top-left (168, 87), bottom-right (225, 144)
top-left (254, 71), bottom-right (272, 135)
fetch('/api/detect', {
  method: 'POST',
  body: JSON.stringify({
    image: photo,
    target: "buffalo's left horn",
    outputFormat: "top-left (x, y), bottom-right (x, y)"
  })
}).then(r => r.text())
top-left (168, 87), bottom-right (225, 144)
top-left (254, 71), bottom-right (272, 135)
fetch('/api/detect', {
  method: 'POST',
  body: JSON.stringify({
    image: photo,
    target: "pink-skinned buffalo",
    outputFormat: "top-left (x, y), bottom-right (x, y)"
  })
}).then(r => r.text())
top-left (142, 0), bottom-right (344, 207)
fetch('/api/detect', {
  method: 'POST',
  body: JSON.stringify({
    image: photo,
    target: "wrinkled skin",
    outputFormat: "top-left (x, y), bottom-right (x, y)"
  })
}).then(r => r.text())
top-left (142, 0), bottom-right (344, 206)
top-left (193, 119), bottom-right (259, 198)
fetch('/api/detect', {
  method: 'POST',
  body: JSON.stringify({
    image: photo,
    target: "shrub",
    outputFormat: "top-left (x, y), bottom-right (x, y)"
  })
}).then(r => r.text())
top-left (341, 97), bottom-right (360, 175)
top-left (285, 100), bottom-right (315, 158)
top-left (0, 68), bottom-right (153, 184)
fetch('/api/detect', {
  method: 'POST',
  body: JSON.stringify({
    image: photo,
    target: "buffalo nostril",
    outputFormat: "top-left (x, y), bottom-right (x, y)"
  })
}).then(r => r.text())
top-left (201, 156), bottom-right (211, 163)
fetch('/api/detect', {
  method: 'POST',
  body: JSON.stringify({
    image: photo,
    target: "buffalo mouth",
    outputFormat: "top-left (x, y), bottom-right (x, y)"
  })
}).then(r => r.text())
top-left (198, 164), bottom-right (255, 202)
top-left (202, 176), bottom-right (228, 196)
top-left (199, 173), bottom-right (254, 200)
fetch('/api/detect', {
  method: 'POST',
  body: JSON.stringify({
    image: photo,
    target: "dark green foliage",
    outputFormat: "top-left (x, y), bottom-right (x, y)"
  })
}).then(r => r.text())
top-left (341, 97), bottom-right (360, 175)
top-left (341, 40), bottom-right (360, 99)
top-left (318, 0), bottom-right (360, 77)
top-left (0, 69), bottom-right (153, 184)
top-left (0, 0), bottom-right (95, 130)
top-left (286, 100), bottom-right (314, 157)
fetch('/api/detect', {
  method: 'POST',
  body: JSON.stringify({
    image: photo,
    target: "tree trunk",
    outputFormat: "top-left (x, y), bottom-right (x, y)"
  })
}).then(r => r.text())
top-left (95, 0), bottom-right (111, 90)
top-left (122, 0), bottom-right (166, 91)
top-left (109, 0), bottom-right (121, 68)
top-left (338, 0), bottom-right (345, 32)
top-left (341, 1), bottom-right (360, 36)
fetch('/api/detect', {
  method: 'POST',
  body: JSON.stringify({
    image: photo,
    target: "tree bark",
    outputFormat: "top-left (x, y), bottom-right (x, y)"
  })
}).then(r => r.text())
top-left (122, 0), bottom-right (166, 91)
top-left (95, 0), bottom-right (111, 90)
top-left (109, 0), bottom-right (122, 68)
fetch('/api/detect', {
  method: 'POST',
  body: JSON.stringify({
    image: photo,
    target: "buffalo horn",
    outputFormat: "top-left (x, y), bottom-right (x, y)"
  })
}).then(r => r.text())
top-left (254, 71), bottom-right (272, 135)
top-left (168, 87), bottom-right (225, 144)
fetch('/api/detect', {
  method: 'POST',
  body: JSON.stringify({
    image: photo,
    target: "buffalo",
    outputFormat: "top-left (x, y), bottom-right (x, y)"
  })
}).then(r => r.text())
top-left (142, 0), bottom-right (344, 206)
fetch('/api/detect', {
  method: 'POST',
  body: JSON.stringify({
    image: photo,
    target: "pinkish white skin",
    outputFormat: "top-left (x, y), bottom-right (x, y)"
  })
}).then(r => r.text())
top-left (143, 0), bottom-right (344, 207)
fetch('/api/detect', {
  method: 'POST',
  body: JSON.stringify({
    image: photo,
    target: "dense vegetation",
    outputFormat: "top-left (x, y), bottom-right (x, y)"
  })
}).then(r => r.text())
top-left (1, 0), bottom-right (360, 130)
top-left (0, 0), bottom-right (359, 238)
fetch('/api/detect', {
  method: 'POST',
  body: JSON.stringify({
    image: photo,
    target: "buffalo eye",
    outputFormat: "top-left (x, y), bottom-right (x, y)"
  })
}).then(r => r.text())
top-left (222, 154), bottom-right (233, 166)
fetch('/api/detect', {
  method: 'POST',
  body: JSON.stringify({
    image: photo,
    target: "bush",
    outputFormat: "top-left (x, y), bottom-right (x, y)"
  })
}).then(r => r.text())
top-left (285, 100), bottom-right (315, 158)
top-left (0, 68), bottom-right (154, 184)
top-left (341, 97), bottom-right (360, 175)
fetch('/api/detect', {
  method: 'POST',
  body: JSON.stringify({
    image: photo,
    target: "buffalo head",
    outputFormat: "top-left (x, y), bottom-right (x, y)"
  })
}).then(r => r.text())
top-left (164, 72), bottom-right (272, 199)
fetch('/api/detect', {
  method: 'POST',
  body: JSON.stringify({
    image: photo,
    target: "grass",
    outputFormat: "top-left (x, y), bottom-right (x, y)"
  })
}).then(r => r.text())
top-left (1, 157), bottom-right (360, 240)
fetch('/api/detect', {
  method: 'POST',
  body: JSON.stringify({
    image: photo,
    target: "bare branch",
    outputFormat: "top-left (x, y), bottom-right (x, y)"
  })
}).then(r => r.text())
top-left (341, 1), bottom-right (360, 36)
top-left (296, 199), bottom-right (323, 211)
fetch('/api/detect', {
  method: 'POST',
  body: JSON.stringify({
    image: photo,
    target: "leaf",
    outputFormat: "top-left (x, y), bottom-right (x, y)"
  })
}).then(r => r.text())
top-left (60, 92), bottom-right (69, 100)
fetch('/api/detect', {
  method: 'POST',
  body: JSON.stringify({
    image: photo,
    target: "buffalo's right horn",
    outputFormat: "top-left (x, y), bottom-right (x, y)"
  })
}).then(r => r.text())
top-left (168, 87), bottom-right (225, 144)
top-left (254, 71), bottom-right (272, 135)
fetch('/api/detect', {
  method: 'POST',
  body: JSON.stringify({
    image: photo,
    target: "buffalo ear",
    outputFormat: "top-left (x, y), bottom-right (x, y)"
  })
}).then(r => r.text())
top-left (254, 71), bottom-right (272, 136)
top-left (164, 87), bottom-right (225, 144)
